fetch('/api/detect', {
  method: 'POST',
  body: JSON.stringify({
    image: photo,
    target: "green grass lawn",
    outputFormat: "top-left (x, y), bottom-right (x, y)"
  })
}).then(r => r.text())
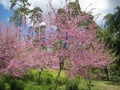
top-left (91, 80), bottom-right (120, 90)
top-left (24, 80), bottom-right (120, 90)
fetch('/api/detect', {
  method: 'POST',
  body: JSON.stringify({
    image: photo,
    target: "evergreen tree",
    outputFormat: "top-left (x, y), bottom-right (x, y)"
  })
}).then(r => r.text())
top-left (99, 6), bottom-right (120, 79)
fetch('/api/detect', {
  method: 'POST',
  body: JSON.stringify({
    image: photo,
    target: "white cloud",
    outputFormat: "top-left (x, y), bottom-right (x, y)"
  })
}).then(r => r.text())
top-left (28, 0), bottom-right (110, 25)
top-left (28, 0), bottom-right (66, 13)
top-left (28, 0), bottom-right (48, 10)
top-left (77, 0), bottom-right (109, 25)
top-left (0, 0), bottom-right (10, 9)
top-left (1, 0), bottom-right (120, 25)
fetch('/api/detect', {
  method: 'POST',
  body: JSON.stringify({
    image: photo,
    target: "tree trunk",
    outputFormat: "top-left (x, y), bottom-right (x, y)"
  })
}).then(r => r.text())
top-left (38, 69), bottom-right (43, 85)
top-left (54, 59), bottom-right (64, 90)
top-left (86, 67), bottom-right (92, 90)
top-left (105, 66), bottom-right (110, 81)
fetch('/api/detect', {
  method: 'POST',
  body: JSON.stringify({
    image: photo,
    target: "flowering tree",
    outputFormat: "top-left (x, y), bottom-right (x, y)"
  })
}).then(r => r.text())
top-left (2, 19), bottom-right (52, 80)
top-left (43, 1), bottom-right (112, 90)
top-left (0, 23), bottom-right (22, 74)
top-left (67, 25), bottom-right (112, 90)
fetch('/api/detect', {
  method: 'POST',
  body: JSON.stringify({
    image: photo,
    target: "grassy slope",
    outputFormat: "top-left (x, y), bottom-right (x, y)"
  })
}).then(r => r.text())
top-left (24, 80), bottom-right (120, 90)
top-left (91, 80), bottom-right (120, 90)
top-left (78, 79), bottom-right (120, 90)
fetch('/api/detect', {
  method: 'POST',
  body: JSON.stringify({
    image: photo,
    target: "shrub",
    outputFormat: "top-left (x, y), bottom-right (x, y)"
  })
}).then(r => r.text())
top-left (46, 76), bottom-right (53, 84)
top-left (47, 84), bottom-right (54, 90)
top-left (10, 79), bottom-right (25, 90)
top-left (25, 83), bottom-right (41, 90)
top-left (2, 74), bottom-right (13, 84)
top-left (65, 78), bottom-right (79, 90)
top-left (24, 70), bottom-right (38, 82)
top-left (58, 77), bottom-right (68, 85)
top-left (24, 73), bottom-right (34, 82)
top-left (39, 71), bottom-right (54, 85)
top-left (111, 75), bottom-right (120, 83)
top-left (0, 78), bottom-right (5, 90)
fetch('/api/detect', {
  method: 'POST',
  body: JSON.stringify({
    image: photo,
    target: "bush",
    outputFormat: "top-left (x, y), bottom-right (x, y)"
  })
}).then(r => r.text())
top-left (111, 75), bottom-right (120, 83)
top-left (58, 77), bottom-right (68, 86)
top-left (0, 79), bottom-right (5, 90)
top-left (24, 73), bottom-right (34, 82)
top-left (39, 71), bottom-right (53, 85)
top-left (2, 74), bottom-right (13, 84)
top-left (10, 79), bottom-right (25, 90)
top-left (25, 83), bottom-right (41, 90)
top-left (24, 70), bottom-right (38, 82)
top-left (47, 84), bottom-right (54, 90)
top-left (65, 78), bottom-right (79, 90)
top-left (46, 76), bottom-right (53, 84)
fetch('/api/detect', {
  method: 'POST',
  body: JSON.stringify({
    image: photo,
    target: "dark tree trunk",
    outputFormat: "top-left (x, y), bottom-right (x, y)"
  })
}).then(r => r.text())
top-left (38, 68), bottom-right (43, 85)
top-left (105, 66), bottom-right (110, 81)
top-left (86, 67), bottom-right (92, 90)
top-left (54, 58), bottom-right (64, 90)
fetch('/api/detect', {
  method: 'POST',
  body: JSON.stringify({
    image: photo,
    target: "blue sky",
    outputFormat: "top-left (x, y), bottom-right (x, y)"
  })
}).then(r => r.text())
top-left (0, 4), bottom-right (13, 22)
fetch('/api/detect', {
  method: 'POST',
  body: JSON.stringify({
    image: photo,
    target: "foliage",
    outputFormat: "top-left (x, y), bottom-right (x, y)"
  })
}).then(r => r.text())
top-left (65, 78), bottom-right (79, 90)
top-left (57, 77), bottom-right (68, 86)
top-left (110, 75), bottom-right (120, 83)
top-left (0, 23), bottom-right (22, 73)
top-left (103, 6), bottom-right (120, 61)
top-left (10, 79), bottom-right (25, 90)
top-left (99, 6), bottom-right (120, 79)
top-left (10, 0), bottom-right (30, 27)
top-left (23, 71), bottom-right (37, 82)
top-left (39, 71), bottom-right (54, 85)
top-left (0, 78), bottom-right (5, 90)
top-left (0, 70), bottom-right (120, 90)
top-left (10, 0), bottom-right (43, 31)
